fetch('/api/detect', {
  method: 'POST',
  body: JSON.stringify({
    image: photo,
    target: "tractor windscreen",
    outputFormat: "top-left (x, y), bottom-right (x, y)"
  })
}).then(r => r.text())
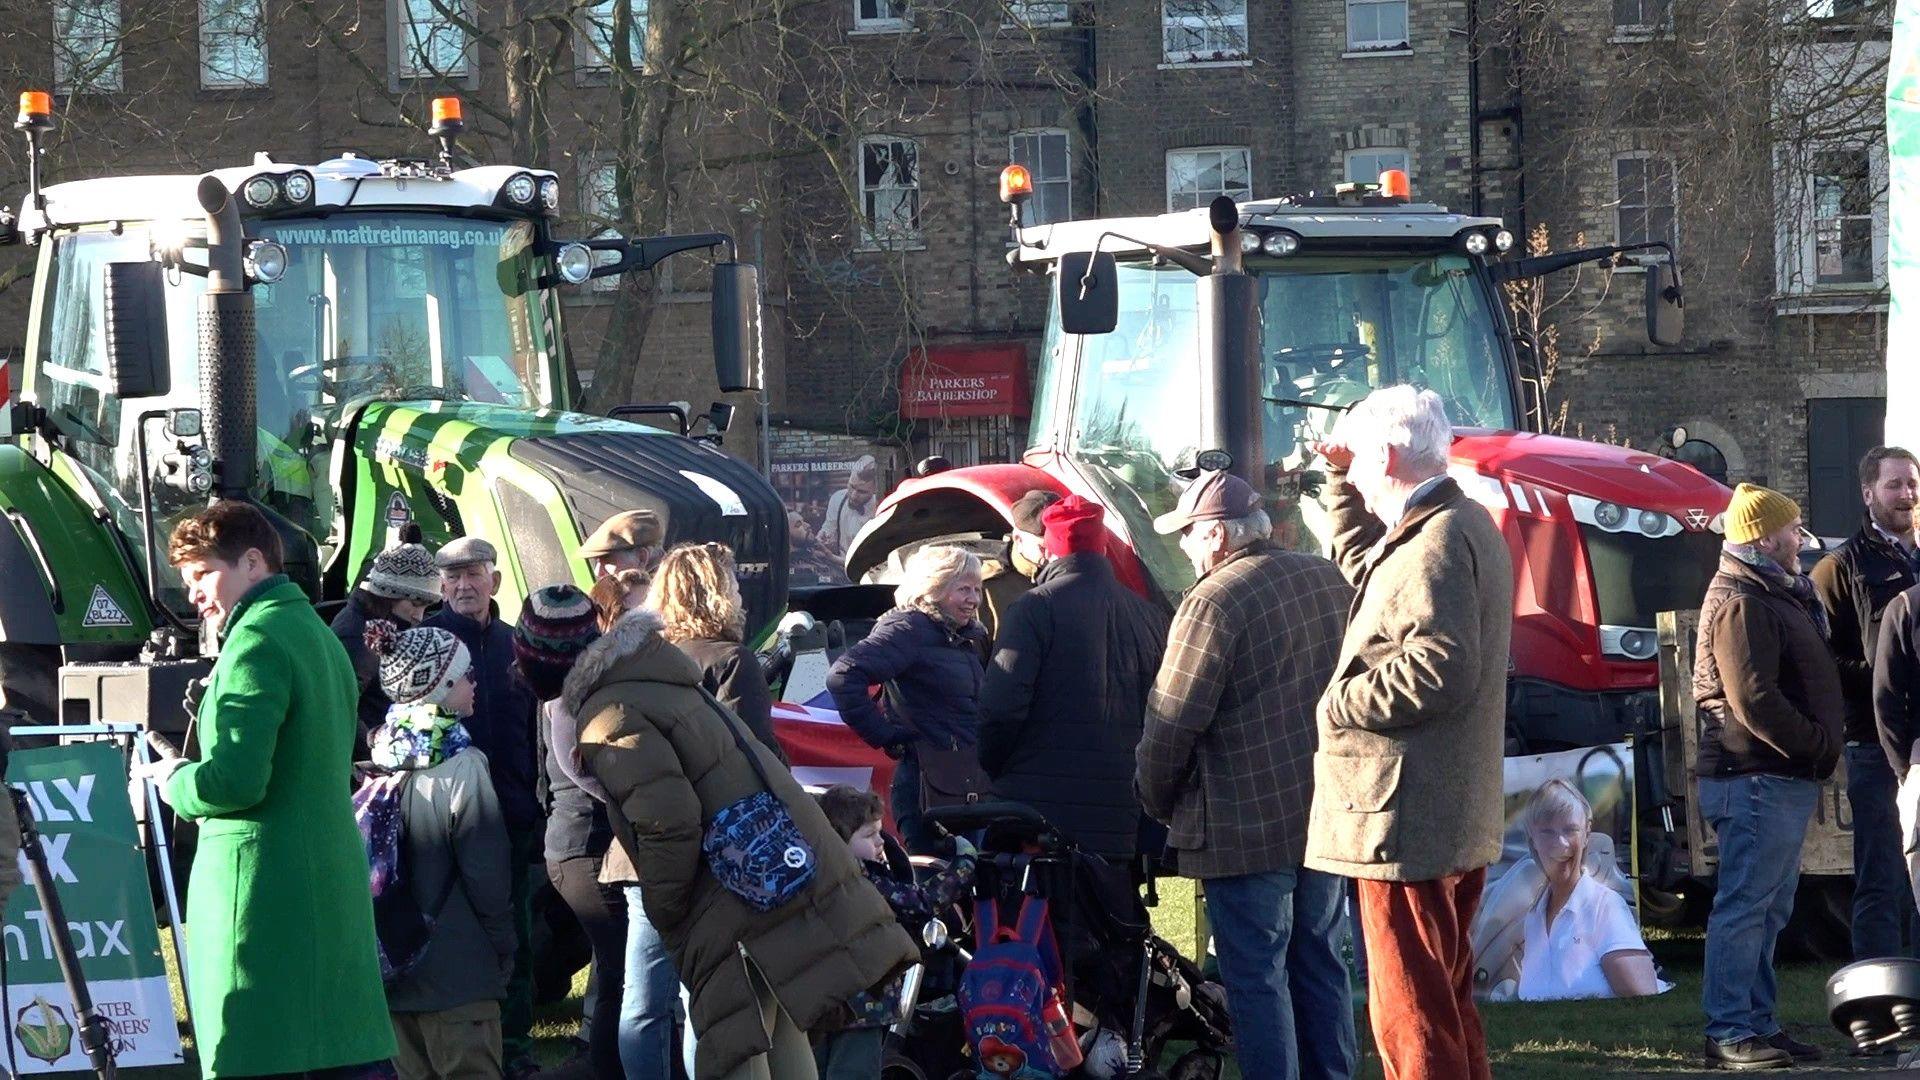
top-left (1057, 254), bottom-right (1515, 593)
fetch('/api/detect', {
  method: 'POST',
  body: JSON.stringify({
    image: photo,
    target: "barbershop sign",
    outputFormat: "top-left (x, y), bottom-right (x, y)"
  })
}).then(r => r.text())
top-left (899, 344), bottom-right (1031, 420)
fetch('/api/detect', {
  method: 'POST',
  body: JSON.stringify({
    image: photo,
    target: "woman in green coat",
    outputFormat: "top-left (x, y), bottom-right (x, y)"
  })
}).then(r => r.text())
top-left (146, 503), bottom-right (395, 1078)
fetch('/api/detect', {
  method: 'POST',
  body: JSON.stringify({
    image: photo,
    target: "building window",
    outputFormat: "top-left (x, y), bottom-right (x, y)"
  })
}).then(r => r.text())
top-left (1614, 153), bottom-right (1678, 256)
top-left (860, 136), bottom-right (921, 246)
top-left (581, 160), bottom-right (625, 292)
top-left (1812, 149), bottom-right (1873, 285)
top-left (395, 0), bottom-right (470, 78)
top-left (1612, 0), bottom-right (1671, 35)
top-left (855, 0), bottom-right (907, 31)
top-left (54, 0), bottom-right (121, 93)
top-left (1162, 0), bottom-right (1247, 63)
top-left (1010, 129), bottom-right (1071, 225)
top-left (1807, 0), bottom-right (1868, 18)
top-left (1345, 147), bottom-right (1409, 185)
top-left (1346, 0), bottom-right (1408, 51)
top-left (200, 0), bottom-right (268, 88)
top-left (1003, 0), bottom-right (1069, 27)
top-left (1166, 146), bottom-right (1251, 211)
top-left (578, 0), bottom-right (647, 72)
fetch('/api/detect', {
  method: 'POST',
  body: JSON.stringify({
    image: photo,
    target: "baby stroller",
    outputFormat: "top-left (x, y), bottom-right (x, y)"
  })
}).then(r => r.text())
top-left (890, 802), bottom-right (1233, 1080)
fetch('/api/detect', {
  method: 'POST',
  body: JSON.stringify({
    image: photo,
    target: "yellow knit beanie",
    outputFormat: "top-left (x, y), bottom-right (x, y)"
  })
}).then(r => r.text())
top-left (1725, 483), bottom-right (1800, 544)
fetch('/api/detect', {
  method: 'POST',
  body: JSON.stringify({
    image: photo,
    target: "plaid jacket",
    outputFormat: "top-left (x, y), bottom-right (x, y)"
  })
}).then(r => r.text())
top-left (1135, 540), bottom-right (1352, 878)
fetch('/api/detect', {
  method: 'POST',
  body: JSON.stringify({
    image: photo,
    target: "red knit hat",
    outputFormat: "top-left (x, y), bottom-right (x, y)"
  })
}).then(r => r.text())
top-left (1042, 495), bottom-right (1107, 557)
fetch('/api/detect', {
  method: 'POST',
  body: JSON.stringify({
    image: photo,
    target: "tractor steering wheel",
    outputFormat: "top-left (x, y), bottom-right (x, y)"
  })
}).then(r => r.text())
top-left (1272, 342), bottom-right (1371, 374)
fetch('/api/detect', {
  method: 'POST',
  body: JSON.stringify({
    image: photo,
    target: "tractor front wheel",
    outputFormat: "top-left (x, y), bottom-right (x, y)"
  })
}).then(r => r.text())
top-left (0, 644), bottom-right (59, 730)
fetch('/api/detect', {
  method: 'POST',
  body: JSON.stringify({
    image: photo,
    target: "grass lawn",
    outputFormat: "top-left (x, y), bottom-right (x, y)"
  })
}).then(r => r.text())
top-left (133, 886), bottom-right (1901, 1079)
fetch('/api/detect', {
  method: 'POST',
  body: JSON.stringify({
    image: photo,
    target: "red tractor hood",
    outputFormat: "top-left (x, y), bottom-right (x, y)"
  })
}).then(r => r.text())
top-left (1451, 428), bottom-right (1731, 514)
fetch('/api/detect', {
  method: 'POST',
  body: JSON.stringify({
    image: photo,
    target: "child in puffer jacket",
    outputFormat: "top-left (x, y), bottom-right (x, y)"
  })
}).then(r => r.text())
top-left (814, 785), bottom-right (977, 1078)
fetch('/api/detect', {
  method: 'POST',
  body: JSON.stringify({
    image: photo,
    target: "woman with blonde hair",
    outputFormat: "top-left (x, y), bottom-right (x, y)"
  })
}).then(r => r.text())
top-left (826, 544), bottom-right (989, 854)
top-left (1477, 778), bottom-right (1663, 1002)
top-left (645, 542), bottom-right (784, 760)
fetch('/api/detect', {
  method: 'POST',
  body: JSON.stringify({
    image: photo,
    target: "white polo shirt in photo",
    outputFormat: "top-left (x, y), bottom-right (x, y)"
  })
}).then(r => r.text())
top-left (1517, 874), bottom-right (1654, 1001)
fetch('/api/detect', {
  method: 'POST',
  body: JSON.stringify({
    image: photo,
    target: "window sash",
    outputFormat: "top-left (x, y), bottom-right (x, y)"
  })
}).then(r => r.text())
top-left (398, 0), bottom-right (469, 78)
top-left (1011, 130), bottom-right (1071, 225)
top-left (857, 0), bottom-right (908, 27)
top-left (1812, 152), bottom-right (1874, 284)
top-left (1612, 0), bottom-right (1670, 32)
top-left (1614, 155), bottom-right (1678, 250)
top-left (1003, 0), bottom-right (1070, 27)
top-left (1166, 147), bottom-right (1252, 211)
top-left (1162, 0), bottom-right (1247, 61)
top-left (1346, 0), bottom-right (1408, 50)
top-left (579, 0), bottom-right (648, 72)
top-left (860, 139), bottom-right (921, 243)
top-left (201, 0), bottom-right (268, 88)
top-left (1345, 148), bottom-right (1410, 184)
top-left (54, 0), bottom-right (122, 93)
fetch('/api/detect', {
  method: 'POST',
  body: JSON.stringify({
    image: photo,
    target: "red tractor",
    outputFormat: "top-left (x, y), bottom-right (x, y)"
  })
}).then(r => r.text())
top-left (844, 172), bottom-right (1731, 906)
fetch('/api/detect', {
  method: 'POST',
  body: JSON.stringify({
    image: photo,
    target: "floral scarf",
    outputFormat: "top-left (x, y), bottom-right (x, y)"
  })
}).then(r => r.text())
top-left (357, 704), bottom-right (474, 901)
top-left (1727, 544), bottom-right (1830, 640)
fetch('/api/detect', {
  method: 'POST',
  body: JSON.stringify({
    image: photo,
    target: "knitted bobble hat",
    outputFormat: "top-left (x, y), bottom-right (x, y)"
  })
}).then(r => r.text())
top-left (367, 620), bottom-right (472, 707)
top-left (1724, 483), bottom-right (1800, 545)
top-left (362, 543), bottom-right (441, 604)
top-left (512, 584), bottom-right (601, 702)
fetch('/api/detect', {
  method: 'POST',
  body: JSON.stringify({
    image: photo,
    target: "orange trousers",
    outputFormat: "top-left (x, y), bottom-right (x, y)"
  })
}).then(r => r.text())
top-left (1355, 868), bottom-right (1491, 1080)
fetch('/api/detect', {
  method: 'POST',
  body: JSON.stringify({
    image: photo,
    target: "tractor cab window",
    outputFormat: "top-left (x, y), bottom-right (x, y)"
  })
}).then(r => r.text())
top-left (254, 215), bottom-right (553, 414)
top-left (1053, 252), bottom-right (1516, 598)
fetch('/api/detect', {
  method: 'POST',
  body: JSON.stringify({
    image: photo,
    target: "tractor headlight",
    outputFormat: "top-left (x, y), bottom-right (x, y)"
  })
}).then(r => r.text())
top-left (1593, 500), bottom-right (1625, 530)
top-left (242, 175), bottom-right (280, 208)
top-left (504, 173), bottom-right (538, 205)
top-left (1494, 228), bottom-right (1515, 253)
top-left (555, 243), bottom-right (594, 285)
top-left (1462, 231), bottom-right (1490, 256)
top-left (282, 171), bottom-right (314, 204)
top-left (247, 240), bottom-right (289, 284)
top-left (540, 177), bottom-right (561, 212)
top-left (1568, 494), bottom-right (1683, 538)
top-left (1239, 230), bottom-right (1261, 254)
top-left (1261, 230), bottom-right (1300, 257)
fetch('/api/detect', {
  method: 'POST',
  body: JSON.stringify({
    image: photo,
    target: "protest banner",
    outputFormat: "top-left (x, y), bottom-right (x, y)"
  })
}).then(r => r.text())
top-left (1, 742), bottom-right (182, 1072)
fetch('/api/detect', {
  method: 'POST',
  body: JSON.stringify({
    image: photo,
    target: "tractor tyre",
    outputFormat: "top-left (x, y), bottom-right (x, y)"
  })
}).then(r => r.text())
top-left (1777, 876), bottom-right (1853, 963)
top-left (0, 644), bottom-right (59, 732)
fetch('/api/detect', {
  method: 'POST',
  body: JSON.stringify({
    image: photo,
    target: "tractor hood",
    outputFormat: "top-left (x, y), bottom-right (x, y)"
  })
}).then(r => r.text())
top-left (345, 401), bottom-right (788, 636)
top-left (1449, 428), bottom-right (1732, 514)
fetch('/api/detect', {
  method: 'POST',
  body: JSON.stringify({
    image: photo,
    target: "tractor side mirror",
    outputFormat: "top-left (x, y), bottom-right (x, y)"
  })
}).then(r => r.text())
top-left (1645, 260), bottom-right (1684, 347)
top-left (103, 261), bottom-right (171, 399)
top-left (1056, 250), bottom-right (1119, 335)
top-left (711, 262), bottom-right (761, 393)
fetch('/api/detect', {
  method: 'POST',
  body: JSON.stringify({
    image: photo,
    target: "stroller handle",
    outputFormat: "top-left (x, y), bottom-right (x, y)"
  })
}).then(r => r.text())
top-left (924, 799), bottom-right (1058, 836)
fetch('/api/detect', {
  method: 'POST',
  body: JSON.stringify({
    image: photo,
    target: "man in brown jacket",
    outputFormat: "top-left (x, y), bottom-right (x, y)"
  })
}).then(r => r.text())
top-left (1135, 470), bottom-right (1355, 1080)
top-left (1693, 483), bottom-right (1841, 1070)
top-left (1307, 386), bottom-right (1512, 1080)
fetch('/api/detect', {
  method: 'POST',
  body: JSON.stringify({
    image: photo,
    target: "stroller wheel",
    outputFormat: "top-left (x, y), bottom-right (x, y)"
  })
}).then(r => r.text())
top-left (878, 1049), bottom-right (928, 1080)
top-left (1168, 1048), bottom-right (1224, 1080)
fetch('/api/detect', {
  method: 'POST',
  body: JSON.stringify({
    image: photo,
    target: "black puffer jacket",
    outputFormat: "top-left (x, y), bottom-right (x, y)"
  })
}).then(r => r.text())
top-left (329, 594), bottom-right (399, 755)
top-left (827, 608), bottom-right (989, 752)
top-left (977, 553), bottom-right (1170, 860)
top-left (1811, 517), bottom-right (1920, 744)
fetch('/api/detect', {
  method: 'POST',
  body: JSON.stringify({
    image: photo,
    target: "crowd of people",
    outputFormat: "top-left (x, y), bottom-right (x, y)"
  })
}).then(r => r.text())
top-left (124, 381), bottom-right (1920, 1080)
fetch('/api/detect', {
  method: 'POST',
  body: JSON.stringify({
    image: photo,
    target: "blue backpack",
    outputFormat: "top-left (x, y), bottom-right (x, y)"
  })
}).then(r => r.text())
top-left (959, 895), bottom-right (1063, 1080)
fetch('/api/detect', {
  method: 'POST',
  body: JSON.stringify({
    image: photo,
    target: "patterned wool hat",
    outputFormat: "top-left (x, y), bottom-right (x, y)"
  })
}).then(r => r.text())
top-left (512, 584), bottom-right (602, 702)
top-left (362, 543), bottom-right (441, 603)
top-left (366, 621), bottom-right (472, 707)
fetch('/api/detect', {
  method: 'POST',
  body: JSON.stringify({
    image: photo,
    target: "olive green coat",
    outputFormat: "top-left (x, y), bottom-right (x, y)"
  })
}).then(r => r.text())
top-left (569, 611), bottom-right (917, 1079)
top-left (163, 576), bottom-right (395, 1078)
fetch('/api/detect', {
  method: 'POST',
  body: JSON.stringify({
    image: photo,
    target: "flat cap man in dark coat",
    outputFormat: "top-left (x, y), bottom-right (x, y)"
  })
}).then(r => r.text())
top-left (1135, 470), bottom-right (1355, 1080)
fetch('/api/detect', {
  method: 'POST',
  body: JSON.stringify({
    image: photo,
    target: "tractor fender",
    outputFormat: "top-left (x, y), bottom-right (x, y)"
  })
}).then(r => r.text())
top-left (0, 446), bottom-right (151, 644)
top-left (843, 463), bottom-right (1152, 596)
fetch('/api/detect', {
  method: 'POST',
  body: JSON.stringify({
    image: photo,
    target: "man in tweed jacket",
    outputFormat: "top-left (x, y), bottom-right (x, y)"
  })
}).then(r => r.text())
top-left (1309, 386), bottom-right (1512, 1080)
top-left (1135, 469), bottom-right (1355, 1080)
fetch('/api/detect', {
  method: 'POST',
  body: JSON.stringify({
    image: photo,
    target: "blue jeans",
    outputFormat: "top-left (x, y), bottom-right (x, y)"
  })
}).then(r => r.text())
top-left (1699, 773), bottom-right (1820, 1045)
top-left (890, 752), bottom-right (941, 856)
top-left (1848, 743), bottom-right (1919, 959)
top-left (621, 886), bottom-right (682, 1079)
top-left (1205, 867), bottom-right (1356, 1080)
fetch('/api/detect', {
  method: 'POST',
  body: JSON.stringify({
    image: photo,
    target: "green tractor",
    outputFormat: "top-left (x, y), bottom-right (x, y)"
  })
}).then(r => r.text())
top-left (0, 92), bottom-right (787, 733)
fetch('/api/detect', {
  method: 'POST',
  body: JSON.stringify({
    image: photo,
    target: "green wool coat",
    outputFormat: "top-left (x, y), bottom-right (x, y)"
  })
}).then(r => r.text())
top-left (163, 576), bottom-right (395, 1078)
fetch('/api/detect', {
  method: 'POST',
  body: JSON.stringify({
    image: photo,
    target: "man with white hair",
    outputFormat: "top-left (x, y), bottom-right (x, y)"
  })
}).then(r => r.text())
top-left (1135, 469), bottom-right (1356, 1080)
top-left (1307, 385), bottom-right (1512, 1080)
